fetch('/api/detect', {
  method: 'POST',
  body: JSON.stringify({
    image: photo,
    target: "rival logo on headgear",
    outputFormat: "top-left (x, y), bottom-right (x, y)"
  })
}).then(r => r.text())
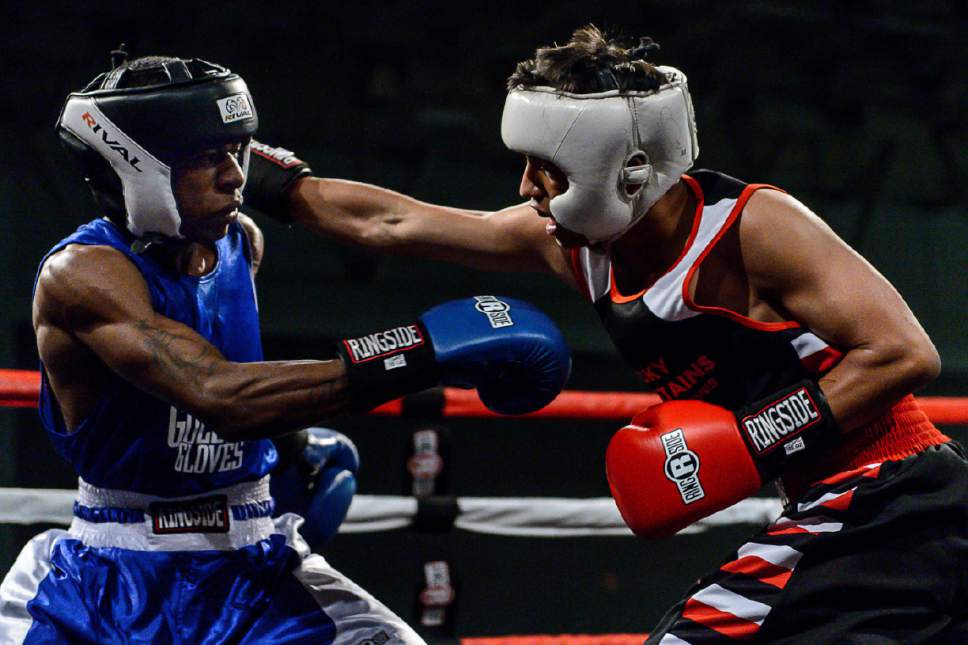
top-left (216, 93), bottom-right (254, 124)
top-left (80, 111), bottom-right (142, 172)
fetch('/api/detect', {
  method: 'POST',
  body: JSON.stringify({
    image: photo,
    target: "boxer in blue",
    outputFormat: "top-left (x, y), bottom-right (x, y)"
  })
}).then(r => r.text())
top-left (0, 53), bottom-right (570, 643)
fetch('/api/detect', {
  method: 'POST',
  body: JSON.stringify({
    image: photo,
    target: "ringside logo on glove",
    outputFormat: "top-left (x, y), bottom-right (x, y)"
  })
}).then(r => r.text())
top-left (342, 325), bottom-right (426, 364)
top-left (661, 428), bottom-right (705, 504)
top-left (250, 141), bottom-right (304, 169)
top-left (336, 296), bottom-right (569, 414)
top-left (473, 295), bottom-right (514, 328)
top-left (740, 386), bottom-right (822, 455)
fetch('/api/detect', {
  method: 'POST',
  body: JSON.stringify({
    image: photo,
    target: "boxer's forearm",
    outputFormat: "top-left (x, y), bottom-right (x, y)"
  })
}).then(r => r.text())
top-left (288, 175), bottom-right (412, 244)
top-left (109, 315), bottom-right (352, 440)
top-left (244, 140), bottom-right (561, 273)
top-left (289, 176), bottom-right (478, 247)
top-left (245, 144), bottom-right (561, 272)
top-left (818, 340), bottom-right (940, 432)
top-left (197, 359), bottom-right (351, 440)
top-left (246, 140), bottom-right (487, 247)
top-left (289, 177), bottom-right (558, 273)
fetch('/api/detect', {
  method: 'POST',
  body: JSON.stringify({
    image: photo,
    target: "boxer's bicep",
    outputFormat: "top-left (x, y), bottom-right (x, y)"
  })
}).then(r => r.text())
top-left (36, 244), bottom-right (348, 437)
top-left (744, 191), bottom-right (930, 360)
top-left (36, 244), bottom-right (230, 410)
top-left (741, 190), bottom-right (939, 429)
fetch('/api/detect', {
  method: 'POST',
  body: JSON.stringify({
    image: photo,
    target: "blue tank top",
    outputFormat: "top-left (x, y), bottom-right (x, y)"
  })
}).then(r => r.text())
top-left (35, 218), bottom-right (277, 496)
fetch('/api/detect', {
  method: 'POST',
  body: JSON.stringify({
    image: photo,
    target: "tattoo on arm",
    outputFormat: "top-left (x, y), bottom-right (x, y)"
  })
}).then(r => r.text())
top-left (136, 320), bottom-right (222, 388)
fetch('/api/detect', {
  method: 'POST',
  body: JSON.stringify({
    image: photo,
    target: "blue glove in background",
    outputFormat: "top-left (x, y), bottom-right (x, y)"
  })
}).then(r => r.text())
top-left (270, 427), bottom-right (360, 545)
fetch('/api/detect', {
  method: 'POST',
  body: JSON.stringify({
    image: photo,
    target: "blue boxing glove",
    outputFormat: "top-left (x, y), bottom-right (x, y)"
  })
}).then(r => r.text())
top-left (422, 296), bottom-right (571, 414)
top-left (336, 295), bottom-right (571, 414)
top-left (270, 427), bottom-right (360, 545)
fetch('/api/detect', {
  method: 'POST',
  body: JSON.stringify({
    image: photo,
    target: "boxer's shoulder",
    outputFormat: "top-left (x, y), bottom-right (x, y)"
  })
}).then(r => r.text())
top-left (36, 243), bottom-right (150, 326)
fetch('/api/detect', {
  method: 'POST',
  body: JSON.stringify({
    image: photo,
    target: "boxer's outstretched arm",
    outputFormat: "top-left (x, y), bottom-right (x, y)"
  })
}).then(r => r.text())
top-left (288, 177), bottom-right (576, 285)
top-left (243, 140), bottom-right (574, 284)
top-left (35, 244), bottom-right (350, 440)
top-left (740, 189), bottom-right (940, 431)
top-left (36, 244), bottom-right (571, 439)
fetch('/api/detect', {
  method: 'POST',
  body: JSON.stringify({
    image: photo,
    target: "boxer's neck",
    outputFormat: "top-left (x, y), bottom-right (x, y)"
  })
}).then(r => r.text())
top-left (159, 240), bottom-right (219, 276)
top-left (610, 180), bottom-right (696, 293)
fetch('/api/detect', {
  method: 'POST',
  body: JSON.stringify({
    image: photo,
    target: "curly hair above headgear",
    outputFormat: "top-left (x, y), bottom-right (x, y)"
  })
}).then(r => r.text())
top-left (507, 25), bottom-right (668, 93)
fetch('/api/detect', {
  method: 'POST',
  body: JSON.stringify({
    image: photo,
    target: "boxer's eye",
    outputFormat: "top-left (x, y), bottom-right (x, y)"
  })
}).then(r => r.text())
top-left (540, 164), bottom-right (566, 185)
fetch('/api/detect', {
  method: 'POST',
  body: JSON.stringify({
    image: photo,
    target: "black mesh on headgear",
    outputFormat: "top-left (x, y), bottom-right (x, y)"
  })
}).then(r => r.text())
top-left (90, 57), bottom-right (226, 93)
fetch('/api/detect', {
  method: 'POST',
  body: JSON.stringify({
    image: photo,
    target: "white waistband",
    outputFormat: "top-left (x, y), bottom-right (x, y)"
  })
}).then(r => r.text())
top-left (76, 476), bottom-right (272, 509)
top-left (69, 476), bottom-right (278, 552)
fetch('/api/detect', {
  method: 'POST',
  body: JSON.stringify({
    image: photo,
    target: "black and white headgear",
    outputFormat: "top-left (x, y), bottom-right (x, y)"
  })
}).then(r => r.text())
top-left (56, 55), bottom-right (259, 241)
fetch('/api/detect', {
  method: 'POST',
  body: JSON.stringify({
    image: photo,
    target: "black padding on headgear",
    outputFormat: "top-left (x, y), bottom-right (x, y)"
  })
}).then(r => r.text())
top-left (74, 60), bottom-right (258, 165)
top-left (60, 57), bottom-right (258, 164)
top-left (57, 56), bottom-right (259, 227)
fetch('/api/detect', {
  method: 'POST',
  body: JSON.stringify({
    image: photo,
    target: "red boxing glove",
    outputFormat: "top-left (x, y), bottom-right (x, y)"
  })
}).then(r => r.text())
top-left (606, 380), bottom-right (839, 538)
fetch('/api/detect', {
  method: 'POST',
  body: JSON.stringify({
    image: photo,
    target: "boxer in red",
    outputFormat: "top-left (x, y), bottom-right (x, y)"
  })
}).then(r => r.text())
top-left (243, 25), bottom-right (967, 643)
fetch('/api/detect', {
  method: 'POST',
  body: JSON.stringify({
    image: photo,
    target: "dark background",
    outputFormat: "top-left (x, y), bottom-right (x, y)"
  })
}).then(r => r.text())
top-left (0, 0), bottom-right (965, 639)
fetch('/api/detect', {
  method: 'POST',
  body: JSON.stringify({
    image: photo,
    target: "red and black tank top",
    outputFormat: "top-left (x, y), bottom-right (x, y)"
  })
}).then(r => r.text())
top-left (570, 170), bottom-right (947, 497)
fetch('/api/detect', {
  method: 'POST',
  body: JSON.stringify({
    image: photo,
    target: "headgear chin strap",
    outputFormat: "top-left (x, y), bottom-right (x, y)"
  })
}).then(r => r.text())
top-left (501, 66), bottom-right (699, 244)
top-left (56, 58), bottom-right (258, 241)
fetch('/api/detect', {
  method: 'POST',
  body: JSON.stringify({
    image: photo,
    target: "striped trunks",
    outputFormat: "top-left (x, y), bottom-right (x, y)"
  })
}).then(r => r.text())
top-left (647, 443), bottom-right (968, 644)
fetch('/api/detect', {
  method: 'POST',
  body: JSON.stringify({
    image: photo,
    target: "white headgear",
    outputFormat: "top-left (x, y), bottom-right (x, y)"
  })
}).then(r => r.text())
top-left (501, 66), bottom-right (699, 244)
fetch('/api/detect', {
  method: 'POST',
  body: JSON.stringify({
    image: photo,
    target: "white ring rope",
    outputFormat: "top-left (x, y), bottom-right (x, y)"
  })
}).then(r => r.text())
top-left (0, 488), bottom-right (782, 537)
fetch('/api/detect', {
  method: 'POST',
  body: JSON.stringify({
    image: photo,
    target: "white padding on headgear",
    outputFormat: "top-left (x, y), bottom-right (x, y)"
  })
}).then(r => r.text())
top-left (60, 97), bottom-right (181, 238)
top-left (501, 66), bottom-right (699, 244)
